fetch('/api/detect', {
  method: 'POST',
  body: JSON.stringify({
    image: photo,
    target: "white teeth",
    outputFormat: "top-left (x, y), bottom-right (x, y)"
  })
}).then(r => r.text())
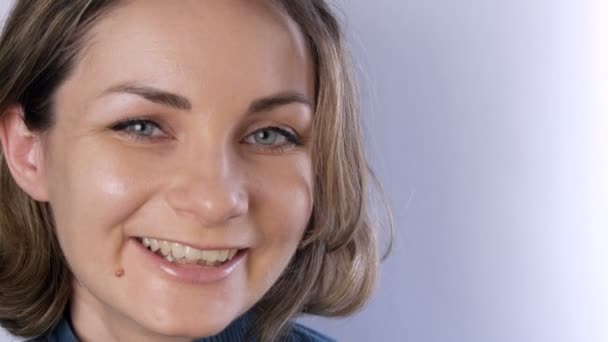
top-left (228, 249), bottom-right (237, 260)
top-left (184, 246), bottom-right (201, 261)
top-left (159, 241), bottom-right (171, 256)
top-left (218, 250), bottom-right (229, 262)
top-left (171, 243), bottom-right (185, 259)
top-left (201, 250), bottom-right (219, 263)
top-left (149, 239), bottom-right (160, 252)
top-left (140, 238), bottom-right (238, 265)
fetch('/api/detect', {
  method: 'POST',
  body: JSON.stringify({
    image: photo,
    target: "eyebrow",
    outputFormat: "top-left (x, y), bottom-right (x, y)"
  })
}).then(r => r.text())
top-left (105, 83), bottom-right (192, 111)
top-left (103, 83), bottom-right (312, 114)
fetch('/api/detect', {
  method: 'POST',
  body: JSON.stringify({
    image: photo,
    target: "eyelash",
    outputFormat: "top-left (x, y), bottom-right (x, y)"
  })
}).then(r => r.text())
top-left (109, 118), bottom-right (303, 153)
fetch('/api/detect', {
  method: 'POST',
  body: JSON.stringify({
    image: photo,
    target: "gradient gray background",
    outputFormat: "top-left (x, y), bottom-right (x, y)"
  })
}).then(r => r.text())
top-left (1, 0), bottom-right (607, 341)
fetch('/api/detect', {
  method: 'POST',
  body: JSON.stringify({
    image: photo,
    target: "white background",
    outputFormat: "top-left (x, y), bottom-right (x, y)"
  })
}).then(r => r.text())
top-left (2, 0), bottom-right (608, 341)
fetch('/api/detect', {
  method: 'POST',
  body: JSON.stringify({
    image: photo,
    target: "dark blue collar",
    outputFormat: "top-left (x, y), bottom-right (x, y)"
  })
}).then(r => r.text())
top-left (46, 310), bottom-right (255, 342)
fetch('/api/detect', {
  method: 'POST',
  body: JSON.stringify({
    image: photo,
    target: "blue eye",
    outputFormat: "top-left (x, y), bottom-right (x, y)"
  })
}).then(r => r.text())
top-left (253, 129), bottom-right (279, 145)
top-left (110, 118), bottom-right (303, 152)
top-left (244, 127), bottom-right (302, 152)
top-left (111, 119), bottom-right (164, 139)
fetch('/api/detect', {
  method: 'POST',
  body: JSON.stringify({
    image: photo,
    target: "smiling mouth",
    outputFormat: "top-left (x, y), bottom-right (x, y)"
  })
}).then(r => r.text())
top-left (137, 237), bottom-right (240, 266)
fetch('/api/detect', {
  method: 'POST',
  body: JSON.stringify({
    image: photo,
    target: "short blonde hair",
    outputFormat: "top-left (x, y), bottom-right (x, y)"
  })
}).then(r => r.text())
top-left (0, 0), bottom-right (393, 341)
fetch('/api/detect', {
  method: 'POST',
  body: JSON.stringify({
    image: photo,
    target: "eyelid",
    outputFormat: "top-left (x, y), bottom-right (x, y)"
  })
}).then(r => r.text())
top-left (110, 117), bottom-right (304, 150)
top-left (109, 117), bottom-right (170, 141)
top-left (250, 126), bottom-right (301, 144)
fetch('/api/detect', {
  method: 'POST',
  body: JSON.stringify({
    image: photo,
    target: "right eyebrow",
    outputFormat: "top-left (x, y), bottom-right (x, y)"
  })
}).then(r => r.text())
top-left (102, 83), bottom-right (192, 111)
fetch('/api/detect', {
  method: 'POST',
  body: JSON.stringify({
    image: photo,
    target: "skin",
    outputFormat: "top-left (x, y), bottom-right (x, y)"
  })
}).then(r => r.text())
top-left (0, 0), bottom-right (315, 341)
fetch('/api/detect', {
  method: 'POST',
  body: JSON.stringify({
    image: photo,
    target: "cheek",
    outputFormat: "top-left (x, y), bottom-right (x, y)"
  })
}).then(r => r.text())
top-left (46, 141), bottom-right (156, 265)
top-left (248, 157), bottom-right (313, 271)
top-left (259, 157), bottom-right (311, 227)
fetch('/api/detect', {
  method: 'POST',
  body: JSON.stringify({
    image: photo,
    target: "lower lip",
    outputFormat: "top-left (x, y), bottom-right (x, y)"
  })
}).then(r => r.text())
top-left (130, 238), bottom-right (246, 284)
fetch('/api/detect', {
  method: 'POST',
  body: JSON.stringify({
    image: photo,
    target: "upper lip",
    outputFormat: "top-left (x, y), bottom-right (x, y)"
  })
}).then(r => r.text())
top-left (133, 236), bottom-right (247, 251)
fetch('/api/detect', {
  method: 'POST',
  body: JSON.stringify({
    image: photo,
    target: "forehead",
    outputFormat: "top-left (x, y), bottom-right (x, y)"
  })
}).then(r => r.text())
top-left (59, 0), bottom-right (314, 113)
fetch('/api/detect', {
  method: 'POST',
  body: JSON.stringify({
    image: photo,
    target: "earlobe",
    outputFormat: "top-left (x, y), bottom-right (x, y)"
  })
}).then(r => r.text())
top-left (0, 104), bottom-right (49, 202)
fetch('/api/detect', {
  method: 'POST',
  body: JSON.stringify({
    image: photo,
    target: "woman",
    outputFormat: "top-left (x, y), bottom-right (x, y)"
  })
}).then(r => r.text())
top-left (0, 0), bottom-right (391, 341)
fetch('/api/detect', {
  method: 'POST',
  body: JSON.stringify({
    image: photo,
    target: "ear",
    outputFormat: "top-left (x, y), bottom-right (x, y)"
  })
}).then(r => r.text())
top-left (0, 104), bottom-right (49, 201)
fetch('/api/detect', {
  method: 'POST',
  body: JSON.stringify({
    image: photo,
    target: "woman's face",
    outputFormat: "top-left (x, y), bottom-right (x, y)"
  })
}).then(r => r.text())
top-left (40, 0), bottom-right (314, 339)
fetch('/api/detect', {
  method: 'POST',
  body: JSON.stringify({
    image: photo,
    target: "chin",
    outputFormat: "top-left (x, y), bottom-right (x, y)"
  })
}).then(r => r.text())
top-left (133, 308), bottom-right (239, 339)
top-left (124, 296), bottom-right (247, 339)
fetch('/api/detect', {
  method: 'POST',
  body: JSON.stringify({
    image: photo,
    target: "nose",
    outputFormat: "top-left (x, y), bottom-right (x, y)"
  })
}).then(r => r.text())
top-left (165, 149), bottom-right (249, 228)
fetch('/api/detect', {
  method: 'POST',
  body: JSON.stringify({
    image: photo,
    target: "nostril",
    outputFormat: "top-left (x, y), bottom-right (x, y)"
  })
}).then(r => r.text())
top-left (165, 179), bottom-right (249, 227)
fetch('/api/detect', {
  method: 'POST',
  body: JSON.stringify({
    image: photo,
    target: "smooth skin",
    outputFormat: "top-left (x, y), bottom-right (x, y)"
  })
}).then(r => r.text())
top-left (0, 0), bottom-right (315, 341)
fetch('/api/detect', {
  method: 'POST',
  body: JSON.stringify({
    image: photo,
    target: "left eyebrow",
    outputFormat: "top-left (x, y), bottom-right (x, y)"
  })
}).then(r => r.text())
top-left (101, 83), bottom-right (312, 115)
top-left (246, 91), bottom-right (313, 115)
